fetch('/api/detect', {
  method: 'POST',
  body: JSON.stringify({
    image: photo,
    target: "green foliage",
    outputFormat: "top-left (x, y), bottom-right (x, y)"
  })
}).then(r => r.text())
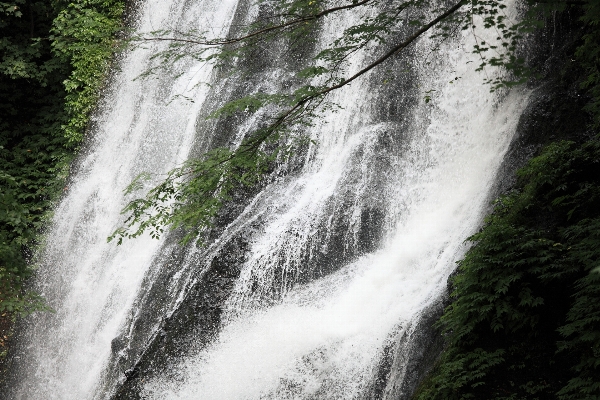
top-left (51, 0), bottom-right (125, 144)
top-left (119, 0), bottom-right (563, 245)
top-left (0, 0), bottom-right (124, 315)
top-left (109, 129), bottom-right (296, 245)
top-left (415, 138), bottom-right (600, 400)
top-left (1, 0), bottom-right (69, 316)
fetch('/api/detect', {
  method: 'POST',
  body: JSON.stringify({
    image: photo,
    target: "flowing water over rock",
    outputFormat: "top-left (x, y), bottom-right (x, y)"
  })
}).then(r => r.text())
top-left (9, 0), bottom-right (529, 399)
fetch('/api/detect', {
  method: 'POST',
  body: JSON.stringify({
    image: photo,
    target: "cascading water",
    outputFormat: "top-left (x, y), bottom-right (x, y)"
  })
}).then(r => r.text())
top-left (9, 0), bottom-right (529, 399)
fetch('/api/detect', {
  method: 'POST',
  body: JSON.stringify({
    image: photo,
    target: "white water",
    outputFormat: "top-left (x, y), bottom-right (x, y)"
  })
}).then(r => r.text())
top-left (10, 0), bottom-right (238, 398)
top-left (11, 0), bottom-right (529, 399)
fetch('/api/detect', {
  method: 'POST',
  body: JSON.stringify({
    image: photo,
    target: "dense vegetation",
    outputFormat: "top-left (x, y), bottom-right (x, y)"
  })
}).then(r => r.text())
top-left (0, 0), bottom-right (125, 359)
top-left (416, 139), bottom-right (600, 399)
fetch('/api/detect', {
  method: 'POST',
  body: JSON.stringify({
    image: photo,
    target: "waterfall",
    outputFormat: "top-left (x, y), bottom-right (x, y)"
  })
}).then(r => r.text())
top-left (9, 0), bottom-right (529, 399)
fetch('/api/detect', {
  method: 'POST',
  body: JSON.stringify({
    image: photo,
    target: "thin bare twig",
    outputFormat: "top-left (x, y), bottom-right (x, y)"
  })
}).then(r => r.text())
top-left (140, 0), bottom-right (378, 47)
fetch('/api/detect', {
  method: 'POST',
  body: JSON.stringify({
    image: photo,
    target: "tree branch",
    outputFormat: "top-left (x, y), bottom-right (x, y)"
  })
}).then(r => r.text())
top-left (239, 0), bottom-right (466, 152)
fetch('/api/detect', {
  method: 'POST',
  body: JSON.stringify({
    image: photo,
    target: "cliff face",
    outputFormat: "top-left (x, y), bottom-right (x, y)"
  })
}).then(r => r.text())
top-left (108, 1), bottom-right (422, 396)
top-left (6, 1), bottom-right (598, 399)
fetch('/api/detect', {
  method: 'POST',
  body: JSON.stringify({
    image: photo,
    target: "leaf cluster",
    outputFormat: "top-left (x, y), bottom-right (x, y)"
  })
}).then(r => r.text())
top-left (109, 128), bottom-right (294, 246)
top-left (51, 0), bottom-right (126, 144)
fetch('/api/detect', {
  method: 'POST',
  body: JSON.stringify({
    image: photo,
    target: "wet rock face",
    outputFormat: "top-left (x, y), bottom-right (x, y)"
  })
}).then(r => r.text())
top-left (112, 235), bottom-right (247, 399)
top-left (385, 10), bottom-right (591, 400)
top-left (377, 300), bottom-right (446, 400)
top-left (491, 7), bottom-right (591, 200)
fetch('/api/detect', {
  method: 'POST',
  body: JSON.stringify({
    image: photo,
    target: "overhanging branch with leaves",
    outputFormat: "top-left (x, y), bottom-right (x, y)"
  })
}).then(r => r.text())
top-left (110, 0), bottom-right (572, 246)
